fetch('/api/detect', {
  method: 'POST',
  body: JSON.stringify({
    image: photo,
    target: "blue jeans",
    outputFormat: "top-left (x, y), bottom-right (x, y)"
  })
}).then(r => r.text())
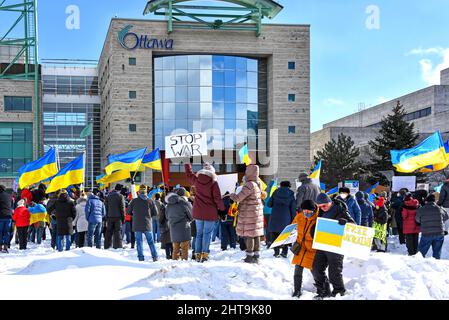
top-left (211, 220), bottom-right (221, 242)
top-left (135, 231), bottom-right (158, 261)
top-left (125, 221), bottom-right (132, 243)
top-left (419, 234), bottom-right (444, 259)
top-left (152, 220), bottom-right (160, 242)
top-left (0, 219), bottom-right (11, 245)
top-left (28, 225), bottom-right (36, 243)
top-left (36, 226), bottom-right (45, 245)
top-left (195, 220), bottom-right (215, 254)
top-left (56, 235), bottom-right (72, 252)
top-left (87, 222), bottom-right (102, 249)
top-left (50, 221), bottom-right (57, 249)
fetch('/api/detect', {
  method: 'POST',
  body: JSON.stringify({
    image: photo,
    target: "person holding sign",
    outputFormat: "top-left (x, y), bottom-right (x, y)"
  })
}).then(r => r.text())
top-left (372, 197), bottom-right (389, 253)
top-left (291, 200), bottom-right (319, 298)
top-left (312, 193), bottom-right (355, 299)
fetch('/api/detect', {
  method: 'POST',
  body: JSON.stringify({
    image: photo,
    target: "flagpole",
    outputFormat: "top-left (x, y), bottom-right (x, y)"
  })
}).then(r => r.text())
top-left (90, 120), bottom-right (94, 190)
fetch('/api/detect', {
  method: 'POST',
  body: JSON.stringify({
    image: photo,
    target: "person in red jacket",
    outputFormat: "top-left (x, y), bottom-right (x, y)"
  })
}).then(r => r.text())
top-left (402, 193), bottom-right (421, 256)
top-left (12, 200), bottom-right (30, 250)
top-left (21, 188), bottom-right (33, 205)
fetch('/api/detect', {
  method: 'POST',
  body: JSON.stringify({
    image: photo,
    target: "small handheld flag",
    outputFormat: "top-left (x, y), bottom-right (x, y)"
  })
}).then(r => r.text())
top-left (309, 161), bottom-right (322, 180)
top-left (239, 144), bottom-right (252, 166)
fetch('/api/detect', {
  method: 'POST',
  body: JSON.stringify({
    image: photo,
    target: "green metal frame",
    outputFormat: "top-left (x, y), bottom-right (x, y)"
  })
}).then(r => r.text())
top-left (0, 0), bottom-right (39, 159)
top-left (143, 0), bottom-right (283, 36)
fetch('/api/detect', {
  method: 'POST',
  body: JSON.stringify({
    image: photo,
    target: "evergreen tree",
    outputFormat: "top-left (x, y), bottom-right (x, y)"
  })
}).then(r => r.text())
top-left (368, 101), bottom-right (419, 181)
top-left (313, 133), bottom-right (360, 188)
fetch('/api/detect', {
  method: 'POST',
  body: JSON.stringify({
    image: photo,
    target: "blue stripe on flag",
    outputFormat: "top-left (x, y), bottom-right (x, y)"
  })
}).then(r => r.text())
top-left (317, 219), bottom-right (345, 236)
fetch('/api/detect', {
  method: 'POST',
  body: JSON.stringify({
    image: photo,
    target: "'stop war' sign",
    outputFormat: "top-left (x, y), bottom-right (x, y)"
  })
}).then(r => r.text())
top-left (165, 132), bottom-right (208, 159)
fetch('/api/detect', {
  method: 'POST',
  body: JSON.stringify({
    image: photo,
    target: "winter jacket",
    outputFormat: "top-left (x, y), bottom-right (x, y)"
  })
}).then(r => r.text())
top-left (165, 193), bottom-right (193, 243)
top-left (74, 198), bottom-right (89, 233)
top-left (416, 202), bottom-right (449, 236)
top-left (374, 205), bottom-right (388, 225)
top-left (391, 194), bottom-right (404, 225)
top-left (221, 197), bottom-right (233, 222)
top-left (267, 186), bottom-right (296, 233)
top-left (12, 206), bottom-right (30, 227)
top-left (158, 200), bottom-right (172, 245)
top-left (32, 188), bottom-right (46, 204)
top-left (105, 190), bottom-right (126, 221)
top-left (402, 198), bottom-right (420, 234)
top-left (128, 194), bottom-right (157, 232)
top-left (0, 189), bottom-right (12, 219)
top-left (48, 193), bottom-right (76, 236)
top-left (318, 199), bottom-right (355, 224)
top-left (185, 164), bottom-right (225, 221)
top-left (295, 178), bottom-right (321, 210)
top-left (230, 165), bottom-right (265, 238)
top-left (356, 197), bottom-right (374, 227)
top-left (339, 195), bottom-right (361, 225)
top-left (437, 182), bottom-right (449, 208)
top-left (292, 208), bottom-right (318, 270)
top-left (85, 194), bottom-right (106, 224)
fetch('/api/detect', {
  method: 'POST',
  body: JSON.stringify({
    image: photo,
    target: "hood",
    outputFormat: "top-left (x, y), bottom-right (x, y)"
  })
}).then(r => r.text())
top-left (165, 192), bottom-right (180, 205)
top-left (404, 198), bottom-right (419, 207)
top-left (245, 164), bottom-right (259, 182)
top-left (355, 191), bottom-right (364, 200)
top-left (89, 194), bottom-right (99, 201)
top-left (273, 187), bottom-right (294, 205)
top-left (198, 168), bottom-right (217, 183)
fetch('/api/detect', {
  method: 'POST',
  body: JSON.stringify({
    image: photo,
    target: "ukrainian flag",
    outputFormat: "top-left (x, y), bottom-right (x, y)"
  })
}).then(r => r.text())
top-left (142, 148), bottom-right (162, 171)
top-left (46, 155), bottom-right (85, 194)
top-left (391, 132), bottom-right (448, 173)
top-left (314, 218), bottom-right (345, 248)
top-left (419, 141), bottom-right (449, 173)
top-left (105, 147), bottom-right (147, 175)
top-left (239, 144), bottom-right (252, 166)
top-left (365, 182), bottom-right (379, 195)
top-left (29, 204), bottom-right (50, 225)
top-left (309, 161), bottom-right (322, 179)
top-left (97, 169), bottom-right (130, 185)
top-left (326, 186), bottom-right (339, 197)
top-left (18, 148), bottom-right (59, 189)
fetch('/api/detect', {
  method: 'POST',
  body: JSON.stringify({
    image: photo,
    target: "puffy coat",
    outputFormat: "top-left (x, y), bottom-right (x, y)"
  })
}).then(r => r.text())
top-left (165, 193), bottom-right (193, 243)
top-left (402, 198), bottom-right (420, 234)
top-left (339, 195), bottom-right (361, 225)
top-left (438, 182), bottom-right (449, 208)
top-left (185, 164), bottom-right (225, 221)
top-left (356, 195), bottom-right (374, 227)
top-left (292, 208), bottom-right (318, 270)
top-left (74, 197), bottom-right (89, 233)
top-left (12, 206), bottom-right (30, 227)
top-left (85, 194), bottom-right (105, 224)
top-left (159, 200), bottom-right (172, 245)
top-left (128, 194), bottom-right (157, 232)
top-left (49, 193), bottom-right (76, 236)
top-left (105, 190), bottom-right (125, 220)
top-left (267, 186), bottom-right (296, 233)
top-left (0, 188), bottom-right (12, 219)
top-left (295, 178), bottom-right (321, 210)
top-left (416, 202), bottom-right (449, 236)
top-left (230, 165), bottom-right (264, 238)
top-left (374, 205), bottom-right (388, 225)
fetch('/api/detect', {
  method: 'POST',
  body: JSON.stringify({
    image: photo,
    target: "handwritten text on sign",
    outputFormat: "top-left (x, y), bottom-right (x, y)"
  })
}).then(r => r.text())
top-left (165, 132), bottom-right (208, 159)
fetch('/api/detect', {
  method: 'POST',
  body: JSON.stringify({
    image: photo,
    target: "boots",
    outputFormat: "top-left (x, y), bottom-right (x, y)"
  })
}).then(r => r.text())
top-left (172, 243), bottom-right (181, 260)
top-left (191, 251), bottom-right (196, 260)
top-left (195, 253), bottom-right (202, 262)
top-left (1, 244), bottom-right (8, 253)
top-left (180, 241), bottom-right (189, 261)
top-left (253, 253), bottom-right (260, 264)
top-left (244, 254), bottom-right (254, 263)
top-left (201, 252), bottom-right (209, 263)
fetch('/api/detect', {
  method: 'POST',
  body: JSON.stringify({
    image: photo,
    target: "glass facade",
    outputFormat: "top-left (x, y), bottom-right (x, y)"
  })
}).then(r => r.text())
top-left (0, 122), bottom-right (33, 177)
top-left (154, 55), bottom-right (267, 152)
top-left (42, 75), bottom-right (99, 96)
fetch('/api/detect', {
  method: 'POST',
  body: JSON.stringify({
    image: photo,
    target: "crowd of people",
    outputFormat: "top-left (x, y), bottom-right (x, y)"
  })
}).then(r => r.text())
top-left (1, 166), bottom-right (449, 299)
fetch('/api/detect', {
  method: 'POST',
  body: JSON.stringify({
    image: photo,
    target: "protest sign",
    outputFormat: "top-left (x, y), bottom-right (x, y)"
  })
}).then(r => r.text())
top-left (312, 218), bottom-right (375, 260)
top-left (217, 174), bottom-right (238, 196)
top-left (270, 224), bottom-right (297, 249)
top-left (392, 176), bottom-right (416, 192)
top-left (344, 180), bottom-right (360, 195)
top-left (165, 132), bottom-right (208, 159)
top-left (416, 183), bottom-right (429, 192)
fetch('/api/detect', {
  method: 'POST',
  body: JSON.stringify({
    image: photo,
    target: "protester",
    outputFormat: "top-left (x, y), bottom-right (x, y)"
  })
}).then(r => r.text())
top-left (12, 199), bottom-right (30, 250)
top-left (0, 185), bottom-right (12, 253)
top-left (28, 201), bottom-right (48, 245)
top-left (74, 193), bottom-right (89, 248)
top-left (158, 193), bottom-right (172, 259)
top-left (372, 197), bottom-right (389, 252)
top-left (312, 193), bottom-right (354, 299)
top-left (391, 189), bottom-right (407, 245)
top-left (295, 173), bottom-right (320, 210)
top-left (267, 181), bottom-right (296, 258)
top-left (165, 188), bottom-right (193, 261)
top-left (185, 163), bottom-right (225, 263)
top-left (104, 184), bottom-right (126, 249)
top-left (337, 187), bottom-right (361, 225)
top-left (437, 178), bottom-right (449, 213)
top-left (402, 193), bottom-right (420, 256)
top-left (85, 188), bottom-right (106, 249)
top-left (220, 193), bottom-right (236, 251)
top-left (291, 200), bottom-right (319, 298)
top-left (48, 190), bottom-right (76, 252)
top-left (47, 192), bottom-right (59, 249)
top-left (416, 194), bottom-right (449, 260)
top-left (356, 191), bottom-right (373, 227)
top-left (127, 185), bottom-right (158, 262)
top-left (230, 164), bottom-right (267, 264)
top-left (31, 184), bottom-right (47, 204)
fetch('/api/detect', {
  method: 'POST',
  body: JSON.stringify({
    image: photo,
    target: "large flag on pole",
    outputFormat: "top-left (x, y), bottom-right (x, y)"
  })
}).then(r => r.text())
top-left (309, 161), bottom-right (322, 180)
top-left (105, 147), bottom-right (147, 175)
top-left (419, 141), bottom-right (449, 173)
top-left (141, 148), bottom-right (162, 171)
top-left (97, 169), bottom-right (131, 185)
top-left (18, 147), bottom-right (59, 189)
top-left (46, 155), bottom-right (85, 194)
top-left (80, 123), bottom-right (93, 138)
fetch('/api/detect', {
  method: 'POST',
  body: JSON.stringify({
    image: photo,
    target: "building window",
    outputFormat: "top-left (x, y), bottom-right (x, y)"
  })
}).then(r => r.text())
top-left (4, 96), bottom-right (32, 112)
top-left (288, 94), bottom-right (296, 102)
top-left (288, 126), bottom-right (296, 134)
top-left (129, 57), bottom-right (137, 66)
top-left (288, 62), bottom-right (296, 70)
top-left (129, 91), bottom-right (137, 99)
top-left (0, 122), bottom-right (33, 177)
top-left (42, 75), bottom-right (99, 96)
top-left (129, 124), bottom-right (137, 132)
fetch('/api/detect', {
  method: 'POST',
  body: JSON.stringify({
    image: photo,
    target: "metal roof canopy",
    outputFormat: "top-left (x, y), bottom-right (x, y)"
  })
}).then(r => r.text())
top-left (143, 0), bottom-right (284, 36)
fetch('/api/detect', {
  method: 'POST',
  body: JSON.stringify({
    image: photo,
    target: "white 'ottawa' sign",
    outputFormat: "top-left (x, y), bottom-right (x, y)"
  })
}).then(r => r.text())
top-left (165, 132), bottom-right (208, 159)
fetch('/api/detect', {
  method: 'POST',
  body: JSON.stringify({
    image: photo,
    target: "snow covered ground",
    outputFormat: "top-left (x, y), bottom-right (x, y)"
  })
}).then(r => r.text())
top-left (1, 233), bottom-right (449, 300)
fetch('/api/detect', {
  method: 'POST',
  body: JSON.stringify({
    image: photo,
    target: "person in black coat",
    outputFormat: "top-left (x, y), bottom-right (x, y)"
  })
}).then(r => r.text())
top-left (47, 191), bottom-right (76, 252)
top-left (104, 184), bottom-right (126, 249)
top-left (220, 193), bottom-right (237, 251)
top-left (0, 185), bottom-right (12, 253)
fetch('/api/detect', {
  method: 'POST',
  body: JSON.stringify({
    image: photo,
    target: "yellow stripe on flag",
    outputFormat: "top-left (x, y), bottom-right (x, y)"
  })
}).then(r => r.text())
top-left (315, 231), bottom-right (343, 247)
top-left (19, 163), bottom-right (58, 189)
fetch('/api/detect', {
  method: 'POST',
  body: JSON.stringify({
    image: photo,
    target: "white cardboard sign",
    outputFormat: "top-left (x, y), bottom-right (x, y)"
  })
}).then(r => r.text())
top-left (165, 132), bottom-right (208, 159)
top-left (392, 176), bottom-right (416, 192)
top-left (217, 174), bottom-right (239, 196)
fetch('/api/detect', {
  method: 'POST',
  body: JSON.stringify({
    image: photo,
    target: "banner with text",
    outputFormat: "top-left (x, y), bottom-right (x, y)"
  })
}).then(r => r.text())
top-left (165, 132), bottom-right (208, 159)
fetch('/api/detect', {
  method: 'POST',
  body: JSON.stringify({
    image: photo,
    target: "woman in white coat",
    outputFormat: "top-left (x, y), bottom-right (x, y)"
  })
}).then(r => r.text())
top-left (74, 194), bottom-right (89, 248)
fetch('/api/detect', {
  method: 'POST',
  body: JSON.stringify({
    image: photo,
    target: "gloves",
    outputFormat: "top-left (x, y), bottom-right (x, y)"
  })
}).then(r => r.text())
top-left (338, 218), bottom-right (347, 226)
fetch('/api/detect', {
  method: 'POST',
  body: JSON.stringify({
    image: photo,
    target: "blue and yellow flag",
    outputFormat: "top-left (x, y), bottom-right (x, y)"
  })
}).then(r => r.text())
top-left (263, 180), bottom-right (278, 215)
top-left (142, 148), bottom-right (162, 171)
top-left (105, 147), bottom-right (147, 175)
top-left (309, 161), bottom-right (322, 180)
top-left (29, 204), bottom-right (50, 225)
top-left (326, 186), bottom-right (339, 197)
top-left (419, 141), bottom-right (449, 173)
top-left (46, 155), bottom-right (85, 194)
top-left (391, 132), bottom-right (448, 173)
top-left (18, 148), bottom-right (59, 189)
top-left (365, 182), bottom-right (379, 195)
top-left (239, 144), bottom-right (252, 166)
top-left (97, 169), bottom-right (130, 185)
top-left (314, 218), bottom-right (345, 248)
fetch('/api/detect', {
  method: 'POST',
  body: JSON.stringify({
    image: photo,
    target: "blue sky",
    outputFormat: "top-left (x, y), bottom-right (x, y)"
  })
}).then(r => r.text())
top-left (3, 0), bottom-right (449, 132)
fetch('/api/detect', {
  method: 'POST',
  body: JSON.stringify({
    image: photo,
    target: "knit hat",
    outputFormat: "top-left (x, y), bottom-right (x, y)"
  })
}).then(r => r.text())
top-left (375, 197), bottom-right (385, 208)
top-left (176, 187), bottom-right (187, 197)
top-left (355, 191), bottom-right (364, 200)
top-left (316, 193), bottom-right (332, 205)
top-left (17, 199), bottom-right (26, 207)
top-left (339, 187), bottom-right (351, 194)
top-left (203, 163), bottom-right (215, 174)
top-left (298, 173), bottom-right (308, 182)
top-left (426, 194), bottom-right (436, 203)
top-left (301, 200), bottom-right (317, 211)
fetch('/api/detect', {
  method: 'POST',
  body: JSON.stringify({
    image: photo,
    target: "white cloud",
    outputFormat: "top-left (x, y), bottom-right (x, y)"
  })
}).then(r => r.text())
top-left (407, 47), bottom-right (449, 85)
top-left (324, 98), bottom-right (344, 106)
